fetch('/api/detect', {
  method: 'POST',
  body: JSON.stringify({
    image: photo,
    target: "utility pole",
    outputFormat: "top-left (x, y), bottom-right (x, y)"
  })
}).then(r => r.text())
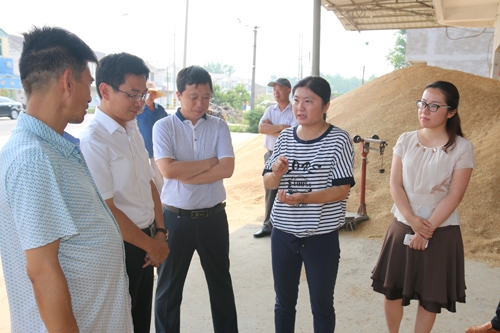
top-left (312, 0), bottom-right (321, 76)
top-left (183, 0), bottom-right (189, 68)
top-left (250, 26), bottom-right (259, 110)
top-left (361, 42), bottom-right (369, 85)
top-left (298, 33), bottom-right (303, 80)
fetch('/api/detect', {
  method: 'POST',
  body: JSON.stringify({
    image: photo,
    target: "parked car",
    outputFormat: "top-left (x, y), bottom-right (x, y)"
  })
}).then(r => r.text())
top-left (0, 96), bottom-right (24, 119)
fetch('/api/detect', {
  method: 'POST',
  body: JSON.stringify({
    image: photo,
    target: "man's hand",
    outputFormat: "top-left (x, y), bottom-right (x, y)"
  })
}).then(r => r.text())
top-left (262, 119), bottom-right (273, 125)
top-left (143, 236), bottom-right (170, 268)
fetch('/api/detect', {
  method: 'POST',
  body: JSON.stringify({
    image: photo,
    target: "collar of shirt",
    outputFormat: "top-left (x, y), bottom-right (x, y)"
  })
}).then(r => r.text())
top-left (94, 107), bottom-right (136, 135)
top-left (175, 108), bottom-right (207, 123)
top-left (16, 112), bottom-right (80, 157)
top-left (143, 102), bottom-right (158, 112)
top-left (271, 102), bottom-right (292, 113)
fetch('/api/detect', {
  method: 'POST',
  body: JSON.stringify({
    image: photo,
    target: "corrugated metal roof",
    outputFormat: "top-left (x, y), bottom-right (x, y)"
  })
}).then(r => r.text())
top-left (321, 0), bottom-right (443, 32)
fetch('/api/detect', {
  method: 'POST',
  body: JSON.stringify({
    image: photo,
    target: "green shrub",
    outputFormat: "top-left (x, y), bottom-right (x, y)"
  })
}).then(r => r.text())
top-left (243, 107), bottom-right (264, 133)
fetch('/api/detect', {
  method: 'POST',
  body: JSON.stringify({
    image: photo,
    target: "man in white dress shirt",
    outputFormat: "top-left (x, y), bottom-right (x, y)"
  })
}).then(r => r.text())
top-left (79, 52), bottom-right (170, 333)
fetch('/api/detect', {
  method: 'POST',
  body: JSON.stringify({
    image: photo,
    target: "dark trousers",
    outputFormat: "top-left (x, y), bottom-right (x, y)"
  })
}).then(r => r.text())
top-left (492, 302), bottom-right (500, 330)
top-left (124, 241), bottom-right (154, 333)
top-left (264, 150), bottom-right (278, 227)
top-left (271, 228), bottom-right (340, 333)
top-left (155, 208), bottom-right (238, 333)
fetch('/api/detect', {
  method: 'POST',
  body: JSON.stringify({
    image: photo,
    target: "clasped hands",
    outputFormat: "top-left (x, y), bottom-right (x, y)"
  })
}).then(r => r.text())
top-left (144, 233), bottom-right (170, 268)
top-left (407, 215), bottom-right (435, 251)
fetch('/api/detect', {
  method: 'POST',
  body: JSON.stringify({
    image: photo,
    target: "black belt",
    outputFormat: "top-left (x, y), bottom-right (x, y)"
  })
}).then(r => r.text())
top-left (141, 222), bottom-right (156, 237)
top-left (162, 202), bottom-right (226, 219)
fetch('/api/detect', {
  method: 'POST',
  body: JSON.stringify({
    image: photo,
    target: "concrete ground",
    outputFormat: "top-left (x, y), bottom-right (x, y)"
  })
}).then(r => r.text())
top-left (1, 224), bottom-right (499, 332)
top-left (149, 224), bottom-right (500, 333)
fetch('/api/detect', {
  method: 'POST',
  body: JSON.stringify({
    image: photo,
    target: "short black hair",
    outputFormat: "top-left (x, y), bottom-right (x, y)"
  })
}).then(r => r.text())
top-left (19, 26), bottom-right (98, 97)
top-left (176, 66), bottom-right (213, 95)
top-left (292, 76), bottom-right (331, 106)
top-left (96, 53), bottom-right (150, 99)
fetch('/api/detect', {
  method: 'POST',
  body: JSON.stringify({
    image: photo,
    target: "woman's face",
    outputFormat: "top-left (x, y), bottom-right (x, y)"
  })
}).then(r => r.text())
top-left (418, 87), bottom-right (456, 129)
top-left (292, 87), bottom-right (329, 127)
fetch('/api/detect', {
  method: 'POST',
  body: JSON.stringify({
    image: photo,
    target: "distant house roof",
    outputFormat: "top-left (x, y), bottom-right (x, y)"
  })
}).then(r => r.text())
top-left (0, 28), bottom-right (8, 37)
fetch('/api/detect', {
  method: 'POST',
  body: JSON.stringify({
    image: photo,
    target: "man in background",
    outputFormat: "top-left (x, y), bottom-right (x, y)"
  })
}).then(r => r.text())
top-left (466, 302), bottom-right (500, 332)
top-left (253, 78), bottom-right (297, 238)
top-left (0, 26), bottom-right (133, 332)
top-left (79, 52), bottom-right (170, 333)
top-left (137, 82), bottom-right (168, 192)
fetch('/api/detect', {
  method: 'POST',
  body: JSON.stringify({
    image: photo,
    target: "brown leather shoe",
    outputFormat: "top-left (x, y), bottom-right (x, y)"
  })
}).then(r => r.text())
top-left (466, 322), bottom-right (500, 333)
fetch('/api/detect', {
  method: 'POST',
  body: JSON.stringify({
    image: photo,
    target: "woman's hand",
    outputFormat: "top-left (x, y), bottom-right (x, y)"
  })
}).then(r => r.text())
top-left (409, 233), bottom-right (429, 251)
top-left (277, 189), bottom-right (305, 206)
top-left (407, 215), bottom-right (434, 240)
top-left (272, 156), bottom-right (289, 178)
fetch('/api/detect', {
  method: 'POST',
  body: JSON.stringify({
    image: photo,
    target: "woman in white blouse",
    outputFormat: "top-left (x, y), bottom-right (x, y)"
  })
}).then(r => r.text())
top-left (371, 81), bottom-right (475, 333)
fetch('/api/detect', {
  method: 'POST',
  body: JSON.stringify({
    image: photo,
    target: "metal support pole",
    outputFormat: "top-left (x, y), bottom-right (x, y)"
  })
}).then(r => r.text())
top-left (312, 0), bottom-right (321, 76)
top-left (250, 26), bottom-right (258, 110)
top-left (357, 141), bottom-right (368, 216)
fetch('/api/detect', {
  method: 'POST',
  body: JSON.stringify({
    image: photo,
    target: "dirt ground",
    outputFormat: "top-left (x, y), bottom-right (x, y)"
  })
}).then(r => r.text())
top-left (1, 65), bottom-right (499, 332)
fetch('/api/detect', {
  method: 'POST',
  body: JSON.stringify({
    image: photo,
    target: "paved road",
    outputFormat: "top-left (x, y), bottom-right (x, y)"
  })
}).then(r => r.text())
top-left (0, 113), bottom-right (257, 150)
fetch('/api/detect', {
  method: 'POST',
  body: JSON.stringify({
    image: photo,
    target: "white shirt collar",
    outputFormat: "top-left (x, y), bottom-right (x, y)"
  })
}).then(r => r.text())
top-left (94, 107), bottom-right (136, 135)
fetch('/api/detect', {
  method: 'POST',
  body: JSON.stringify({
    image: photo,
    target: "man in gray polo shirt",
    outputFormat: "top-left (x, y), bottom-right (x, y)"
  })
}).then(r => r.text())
top-left (253, 78), bottom-right (297, 238)
top-left (153, 65), bottom-right (238, 333)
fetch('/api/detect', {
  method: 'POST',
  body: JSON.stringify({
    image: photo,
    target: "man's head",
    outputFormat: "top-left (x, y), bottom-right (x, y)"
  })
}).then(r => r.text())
top-left (19, 26), bottom-right (98, 98)
top-left (96, 53), bottom-right (150, 127)
top-left (146, 82), bottom-right (164, 105)
top-left (268, 78), bottom-right (291, 105)
top-left (19, 27), bottom-right (97, 128)
top-left (176, 66), bottom-right (213, 124)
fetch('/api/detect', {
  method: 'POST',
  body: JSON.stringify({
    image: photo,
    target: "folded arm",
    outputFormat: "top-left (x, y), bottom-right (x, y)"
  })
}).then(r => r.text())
top-left (25, 240), bottom-right (79, 332)
top-left (156, 157), bottom-right (219, 182)
top-left (259, 121), bottom-right (290, 138)
top-left (182, 157), bottom-right (235, 184)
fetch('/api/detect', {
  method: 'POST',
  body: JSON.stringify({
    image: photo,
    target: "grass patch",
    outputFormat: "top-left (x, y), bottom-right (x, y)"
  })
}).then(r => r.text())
top-left (228, 124), bottom-right (249, 132)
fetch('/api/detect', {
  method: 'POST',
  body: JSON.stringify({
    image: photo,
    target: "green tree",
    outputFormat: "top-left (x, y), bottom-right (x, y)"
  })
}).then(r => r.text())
top-left (243, 107), bottom-right (265, 133)
top-left (203, 62), bottom-right (235, 76)
top-left (386, 30), bottom-right (409, 70)
top-left (211, 84), bottom-right (250, 110)
top-left (211, 85), bottom-right (224, 105)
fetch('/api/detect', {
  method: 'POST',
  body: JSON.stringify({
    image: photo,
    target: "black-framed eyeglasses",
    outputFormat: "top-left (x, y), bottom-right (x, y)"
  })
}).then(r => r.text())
top-left (110, 85), bottom-right (149, 102)
top-left (416, 100), bottom-right (452, 113)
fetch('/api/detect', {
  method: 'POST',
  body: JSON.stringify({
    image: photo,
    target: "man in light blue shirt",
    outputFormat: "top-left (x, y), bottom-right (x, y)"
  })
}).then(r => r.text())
top-left (0, 26), bottom-right (133, 332)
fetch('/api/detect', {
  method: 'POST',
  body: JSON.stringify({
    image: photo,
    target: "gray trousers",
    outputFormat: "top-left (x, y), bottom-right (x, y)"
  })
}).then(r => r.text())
top-left (264, 150), bottom-right (278, 227)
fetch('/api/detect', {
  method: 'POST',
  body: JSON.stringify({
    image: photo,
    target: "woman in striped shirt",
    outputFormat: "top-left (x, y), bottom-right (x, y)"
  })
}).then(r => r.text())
top-left (263, 76), bottom-right (355, 333)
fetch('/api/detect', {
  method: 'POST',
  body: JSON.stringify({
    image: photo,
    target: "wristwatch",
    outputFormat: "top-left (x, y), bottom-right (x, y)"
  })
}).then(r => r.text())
top-left (155, 228), bottom-right (169, 241)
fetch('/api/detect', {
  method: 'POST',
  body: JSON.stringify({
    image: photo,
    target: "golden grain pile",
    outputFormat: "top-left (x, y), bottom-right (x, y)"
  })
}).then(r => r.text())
top-left (224, 65), bottom-right (500, 266)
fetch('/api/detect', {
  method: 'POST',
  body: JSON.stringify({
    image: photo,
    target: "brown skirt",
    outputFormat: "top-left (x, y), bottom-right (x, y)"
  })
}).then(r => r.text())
top-left (371, 218), bottom-right (466, 313)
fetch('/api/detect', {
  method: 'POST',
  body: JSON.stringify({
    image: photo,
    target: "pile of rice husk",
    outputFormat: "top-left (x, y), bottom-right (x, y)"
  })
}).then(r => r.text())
top-left (225, 64), bottom-right (500, 266)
